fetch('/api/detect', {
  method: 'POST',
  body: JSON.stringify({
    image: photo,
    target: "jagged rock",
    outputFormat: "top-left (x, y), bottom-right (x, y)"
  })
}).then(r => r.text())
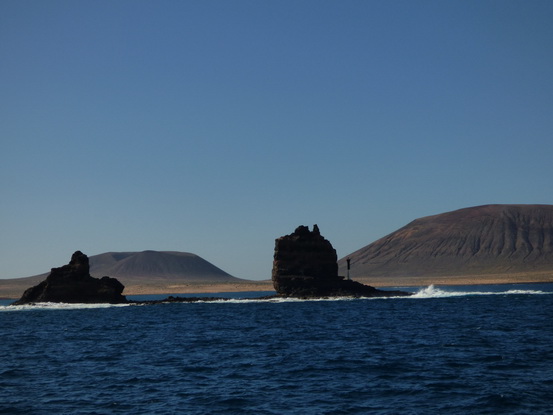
top-left (272, 225), bottom-right (410, 297)
top-left (12, 251), bottom-right (127, 305)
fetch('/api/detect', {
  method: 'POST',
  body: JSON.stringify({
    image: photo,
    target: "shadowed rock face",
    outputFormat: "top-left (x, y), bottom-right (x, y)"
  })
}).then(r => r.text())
top-left (272, 224), bottom-right (338, 282)
top-left (12, 251), bottom-right (126, 305)
top-left (272, 225), bottom-right (410, 297)
top-left (340, 204), bottom-right (553, 278)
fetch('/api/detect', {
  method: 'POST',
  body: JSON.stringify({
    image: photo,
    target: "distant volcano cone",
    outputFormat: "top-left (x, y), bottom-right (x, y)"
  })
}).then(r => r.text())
top-left (89, 251), bottom-right (239, 283)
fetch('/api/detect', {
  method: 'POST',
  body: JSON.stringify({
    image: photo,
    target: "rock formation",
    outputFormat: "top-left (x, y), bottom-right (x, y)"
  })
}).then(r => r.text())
top-left (272, 225), bottom-right (410, 297)
top-left (12, 251), bottom-right (127, 305)
top-left (339, 204), bottom-right (553, 280)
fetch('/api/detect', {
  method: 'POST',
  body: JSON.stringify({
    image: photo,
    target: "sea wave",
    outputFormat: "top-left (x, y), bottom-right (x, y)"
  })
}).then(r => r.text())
top-left (221, 296), bottom-right (364, 304)
top-left (410, 284), bottom-right (552, 299)
top-left (2, 284), bottom-right (551, 310)
top-left (0, 302), bottom-right (131, 312)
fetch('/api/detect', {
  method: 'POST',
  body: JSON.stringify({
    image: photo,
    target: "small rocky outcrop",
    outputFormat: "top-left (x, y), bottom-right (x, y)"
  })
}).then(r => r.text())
top-left (12, 251), bottom-right (127, 305)
top-left (272, 225), bottom-right (410, 297)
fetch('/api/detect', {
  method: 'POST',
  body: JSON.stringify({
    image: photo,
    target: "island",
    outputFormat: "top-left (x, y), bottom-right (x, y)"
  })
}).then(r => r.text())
top-left (11, 251), bottom-right (236, 305)
top-left (272, 225), bottom-right (411, 298)
top-left (12, 251), bottom-right (127, 305)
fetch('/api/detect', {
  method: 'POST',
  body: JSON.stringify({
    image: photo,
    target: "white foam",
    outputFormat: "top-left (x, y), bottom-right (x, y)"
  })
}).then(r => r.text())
top-left (190, 296), bottom-right (362, 304)
top-left (2, 286), bottom-right (550, 310)
top-left (503, 289), bottom-right (549, 295)
top-left (410, 284), bottom-right (465, 298)
top-left (409, 284), bottom-right (552, 299)
top-left (0, 302), bottom-right (131, 312)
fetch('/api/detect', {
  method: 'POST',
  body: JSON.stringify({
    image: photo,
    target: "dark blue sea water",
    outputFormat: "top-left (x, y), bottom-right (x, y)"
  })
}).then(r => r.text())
top-left (2, 284), bottom-right (553, 414)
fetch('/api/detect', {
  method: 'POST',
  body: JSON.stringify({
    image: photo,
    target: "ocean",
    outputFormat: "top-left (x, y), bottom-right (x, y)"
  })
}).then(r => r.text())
top-left (1, 283), bottom-right (552, 414)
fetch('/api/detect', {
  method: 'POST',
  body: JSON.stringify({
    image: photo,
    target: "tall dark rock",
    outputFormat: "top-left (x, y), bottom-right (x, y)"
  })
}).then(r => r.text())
top-left (272, 224), bottom-right (338, 284)
top-left (12, 251), bottom-right (127, 305)
top-left (272, 225), bottom-right (410, 297)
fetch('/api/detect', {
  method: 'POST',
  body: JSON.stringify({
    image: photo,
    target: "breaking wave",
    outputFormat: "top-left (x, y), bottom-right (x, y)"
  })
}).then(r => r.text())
top-left (410, 284), bottom-right (552, 299)
top-left (0, 302), bottom-right (131, 312)
top-left (2, 283), bottom-right (552, 311)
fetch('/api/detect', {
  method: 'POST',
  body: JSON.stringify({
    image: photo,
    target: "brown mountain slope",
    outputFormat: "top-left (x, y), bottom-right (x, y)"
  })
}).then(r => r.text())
top-left (338, 205), bottom-right (553, 284)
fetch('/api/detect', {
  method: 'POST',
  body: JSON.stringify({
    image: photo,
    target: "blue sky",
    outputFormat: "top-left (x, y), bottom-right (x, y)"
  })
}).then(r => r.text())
top-left (1, 0), bottom-right (552, 280)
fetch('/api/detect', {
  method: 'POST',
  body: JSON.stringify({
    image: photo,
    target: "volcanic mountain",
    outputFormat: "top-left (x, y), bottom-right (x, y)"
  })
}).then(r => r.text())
top-left (0, 251), bottom-right (256, 298)
top-left (339, 205), bottom-right (553, 284)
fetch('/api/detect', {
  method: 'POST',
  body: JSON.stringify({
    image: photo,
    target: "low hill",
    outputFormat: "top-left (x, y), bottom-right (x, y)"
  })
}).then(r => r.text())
top-left (339, 204), bottom-right (553, 285)
top-left (89, 251), bottom-right (239, 282)
top-left (0, 251), bottom-right (272, 299)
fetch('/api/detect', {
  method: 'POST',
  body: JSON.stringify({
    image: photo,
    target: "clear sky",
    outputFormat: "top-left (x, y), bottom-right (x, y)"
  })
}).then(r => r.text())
top-left (1, 0), bottom-right (552, 280)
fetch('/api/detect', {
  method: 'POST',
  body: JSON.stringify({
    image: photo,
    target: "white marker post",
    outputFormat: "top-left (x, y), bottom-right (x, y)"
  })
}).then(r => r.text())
top-left (346, 257), bottom-right (351, 280)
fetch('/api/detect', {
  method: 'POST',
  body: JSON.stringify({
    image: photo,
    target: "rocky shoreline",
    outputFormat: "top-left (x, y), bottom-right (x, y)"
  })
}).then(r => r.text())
top-left (11, 243), bottom-right (412, 306)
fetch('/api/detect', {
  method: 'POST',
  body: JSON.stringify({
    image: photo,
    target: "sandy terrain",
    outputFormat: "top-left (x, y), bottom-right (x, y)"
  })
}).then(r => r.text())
top-left (355, 272), bottom-right (553, 288)
top-left (122, 281), bottom-right (275, 296)
top-left (122, 272), bottom-right (553, 296)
